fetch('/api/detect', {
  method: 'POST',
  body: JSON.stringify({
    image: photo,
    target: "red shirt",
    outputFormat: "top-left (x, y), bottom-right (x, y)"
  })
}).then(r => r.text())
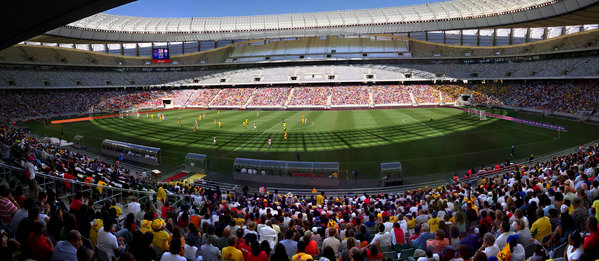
top-left (161, 205), bottom-right (172, 219)
top-left (247, 251), bottom-right (268, 261)
top-left (305, 240), bottom-right (318, 256)
top-left (366, 249), bottom-right (382, 260)
top-left (70, 198), bottom-right (82, 212)
top-left (63, 173), bottom-right (75, 189)
top-left (584, 230), bottom-right (599, 253)
top-left (26, 232), bottom-right (53, 261)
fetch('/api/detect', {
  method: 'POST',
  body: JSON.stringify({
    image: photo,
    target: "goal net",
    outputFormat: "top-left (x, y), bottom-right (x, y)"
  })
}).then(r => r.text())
top-left (467, 109), bottom-right (487, 120)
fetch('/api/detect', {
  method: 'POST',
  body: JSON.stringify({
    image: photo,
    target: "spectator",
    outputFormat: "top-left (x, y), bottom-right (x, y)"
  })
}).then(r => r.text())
top-left (161, 234), bottom-right (186, 261)
top-left (26, 221), bottom-right (54, 261)
top-left (51, 230), bottom-right (83, 261)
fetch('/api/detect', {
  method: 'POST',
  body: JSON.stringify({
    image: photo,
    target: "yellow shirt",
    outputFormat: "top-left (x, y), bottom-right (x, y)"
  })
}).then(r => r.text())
top-left (222, 246), bottom-right (244, 261)
top-left (89, 219), bottom-right (103, 247)
top-left (97, 180), bottom-right (107, 194)
top-left (110, 205), bottom-right (122, 217)
top-left (593, 200), bottom-right (599, 221)
top-left (234, 218), bottom-right (245, 227)
top-left (152, 230), bottom-right (171, 251)
top-left (157, 187), bottom-right (166, 202)
top-left (316, 195), bottom-right (324, 206)
top-left (292, 253), bottom-right (313, 261)
top-left (530, 216), bottom-right (552, 242)
top-left (428, 217), bottom-right (441, 233)
top-left (407, 218), bottom-right (416, 229)
top-left (140, 220), bottom-right (153, 234)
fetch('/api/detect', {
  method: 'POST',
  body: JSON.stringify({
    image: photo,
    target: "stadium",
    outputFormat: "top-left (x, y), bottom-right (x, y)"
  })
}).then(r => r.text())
top-left (1, 0), bottom-right (599, 260)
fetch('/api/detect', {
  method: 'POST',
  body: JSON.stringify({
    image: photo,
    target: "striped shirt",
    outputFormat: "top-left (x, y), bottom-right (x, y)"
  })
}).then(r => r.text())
top-left (0, 196), bottom-right (17, 224)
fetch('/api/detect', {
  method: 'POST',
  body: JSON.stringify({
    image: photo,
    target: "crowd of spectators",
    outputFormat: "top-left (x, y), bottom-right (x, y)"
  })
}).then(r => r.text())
top-left (371, 85), bottom-right (413, 105)
top-left (2, 101), bottom-right (599, 261)
top-left (210, 88), bottom-right (255, 107)
top-left (250, 88), bottom-right (292, 107)
top-left (330, 87), bottom-right (370, 105)
top-left (467, 81), bottom-right (599, 115)
top-left (2, 82), bottom-right (598, 121)
top-left (288, 87), bottom-right (331, 106)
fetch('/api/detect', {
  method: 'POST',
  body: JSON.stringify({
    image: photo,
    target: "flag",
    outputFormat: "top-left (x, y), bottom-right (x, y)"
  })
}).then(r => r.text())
top-left (497, 244), bottom-right (511, 261)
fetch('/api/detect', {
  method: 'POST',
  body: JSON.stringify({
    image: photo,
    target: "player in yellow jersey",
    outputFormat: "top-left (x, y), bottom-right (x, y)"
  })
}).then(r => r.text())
top-left (301, 118), bottom-right (305, 125)
top-left (178, 119), bottom-right (182, 127)
top-left (218, 110), bottom-right (220, 115)
top-left (214, 119), bottom-right (217, 125)
top-left (242, 121), bottom-right (246, 128)
top-left (245, 117), bottom-right (248, 124)
top-left (218, 121), bottom-right (222, 128)
top-left (284, 131), bottom-right (287, 140)
top-left (151, 114), bottom-right (154, 119)
top-left (283, 122), bottom-right (286, 129)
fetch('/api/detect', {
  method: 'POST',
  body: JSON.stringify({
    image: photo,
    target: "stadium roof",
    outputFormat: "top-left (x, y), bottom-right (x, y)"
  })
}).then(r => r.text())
top-left (44, 0), bottom-right (599, 42)
top-left (0, 0), bottom-right (133, 51)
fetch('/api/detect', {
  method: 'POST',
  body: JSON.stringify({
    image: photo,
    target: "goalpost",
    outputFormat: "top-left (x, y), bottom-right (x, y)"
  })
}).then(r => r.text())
top-left (467, 108), bottom-right (486, 120)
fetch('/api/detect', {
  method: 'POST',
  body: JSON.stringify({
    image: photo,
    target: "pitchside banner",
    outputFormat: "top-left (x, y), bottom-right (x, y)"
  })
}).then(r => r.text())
top-left (458, 108), bottom-right (566, 132)
top-left (152, 48), bottom-right (170, 63)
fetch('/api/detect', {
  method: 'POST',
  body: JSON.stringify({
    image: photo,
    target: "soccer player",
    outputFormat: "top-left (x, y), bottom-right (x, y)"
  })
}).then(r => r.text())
top-left (253, 123), bottom-right (257, 131)
top-left (162, 114), bottom-right (166, 121)
top-left (199, 114), bottom-right (202, 121)
top-left (193, 125), bottom-right (196, 133)
top-left (214, 119), bottom-right (217, 125)
top-left (301, 118), bottom-right (305, 125)
top-left (218, 121), bottom-right (222, 128)
top-left (245, 117), bottom-right (248, 124)
top-left (242, 121), bottom-right (246, 128)
top-left (203, 112), bottom-right (206, 119)
top-left (284, 131), bottom-right (287, 140)
top-left (151, 114), bottom-right (154, 119)
top-left (195, 119), bottom-right (198, 126)
top-left (178, 119), bottom-right (182, 127)
top-left (257, 111), bottom-right (260, 117)
top-left (213, 136), bottom-right (216, 145)
top-left (218, 110), bottom-right (220, 116)
top-left (136, 112), bottom-right (140, 119)
top-left (283, 122), bottom-right (286, 130)
top-left (268, 138), bottom-right (272, 148)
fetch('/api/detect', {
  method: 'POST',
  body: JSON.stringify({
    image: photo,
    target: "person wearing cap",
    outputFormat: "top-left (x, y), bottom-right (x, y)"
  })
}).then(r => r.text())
top-left (24, 155), bottom-right (38, 200)
top-left (506, 234), bottom-right (525, 261)
top-left (152, 218), bottom-right (171, 252)
top-left (551, 204), bottom-right (576, 245)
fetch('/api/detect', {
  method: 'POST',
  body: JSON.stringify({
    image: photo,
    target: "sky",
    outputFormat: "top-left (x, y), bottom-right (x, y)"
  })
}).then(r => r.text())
top-left (105, 0), bottom-right (447, 17)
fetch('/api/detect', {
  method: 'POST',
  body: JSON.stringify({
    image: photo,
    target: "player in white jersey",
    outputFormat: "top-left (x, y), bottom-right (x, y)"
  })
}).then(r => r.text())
top-left (268, 138), bottom-right (272, 148)
top-left (213, 136), bottom-right (216, 145)
top-left (253, 123), bottom-right (257, 131)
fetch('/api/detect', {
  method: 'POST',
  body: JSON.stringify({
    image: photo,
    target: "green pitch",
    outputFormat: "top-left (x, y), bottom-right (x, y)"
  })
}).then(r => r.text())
top-left (23, 108), bottom-right (599, 183)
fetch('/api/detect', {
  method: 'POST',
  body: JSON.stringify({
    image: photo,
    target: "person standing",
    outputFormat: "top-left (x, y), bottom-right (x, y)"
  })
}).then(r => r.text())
top-left (511, 144), bottom-right (515, 157)
top-left (24, 156), bottom-right (38, 200)
top-left (352, 169), bottom-right (358, 184)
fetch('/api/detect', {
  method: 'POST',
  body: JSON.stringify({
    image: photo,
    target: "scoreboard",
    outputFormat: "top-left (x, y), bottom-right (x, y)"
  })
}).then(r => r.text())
top-left (152, 48), bottom-right (170, 63)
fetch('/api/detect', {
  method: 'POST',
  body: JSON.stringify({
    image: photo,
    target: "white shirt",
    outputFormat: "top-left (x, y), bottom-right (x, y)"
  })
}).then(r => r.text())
top-left (371, 232), bottom-right (392, 248)
top-left (184, 244), bottom-right (200, 261)
top-left (511, 244), bottom-right (525, 261)
top-left (161, 252), bottom-right (186, 261)
top-left (567, 245), bottom-right (583, 261)
top-left (259, 225), bottom-right (277, 249)
top-left (128, 202), bottom-right (141, 215)
top-left (25, 161), bottom-right (36, 179)
top-left (97, 228), bottom-right (118, 261)
top-left (482, 245), bottom-right (500, 258)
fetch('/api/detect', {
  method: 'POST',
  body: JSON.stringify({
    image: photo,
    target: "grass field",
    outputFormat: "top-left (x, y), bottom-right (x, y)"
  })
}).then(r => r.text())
top-left (23, 107), bottom-right (599, 183)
